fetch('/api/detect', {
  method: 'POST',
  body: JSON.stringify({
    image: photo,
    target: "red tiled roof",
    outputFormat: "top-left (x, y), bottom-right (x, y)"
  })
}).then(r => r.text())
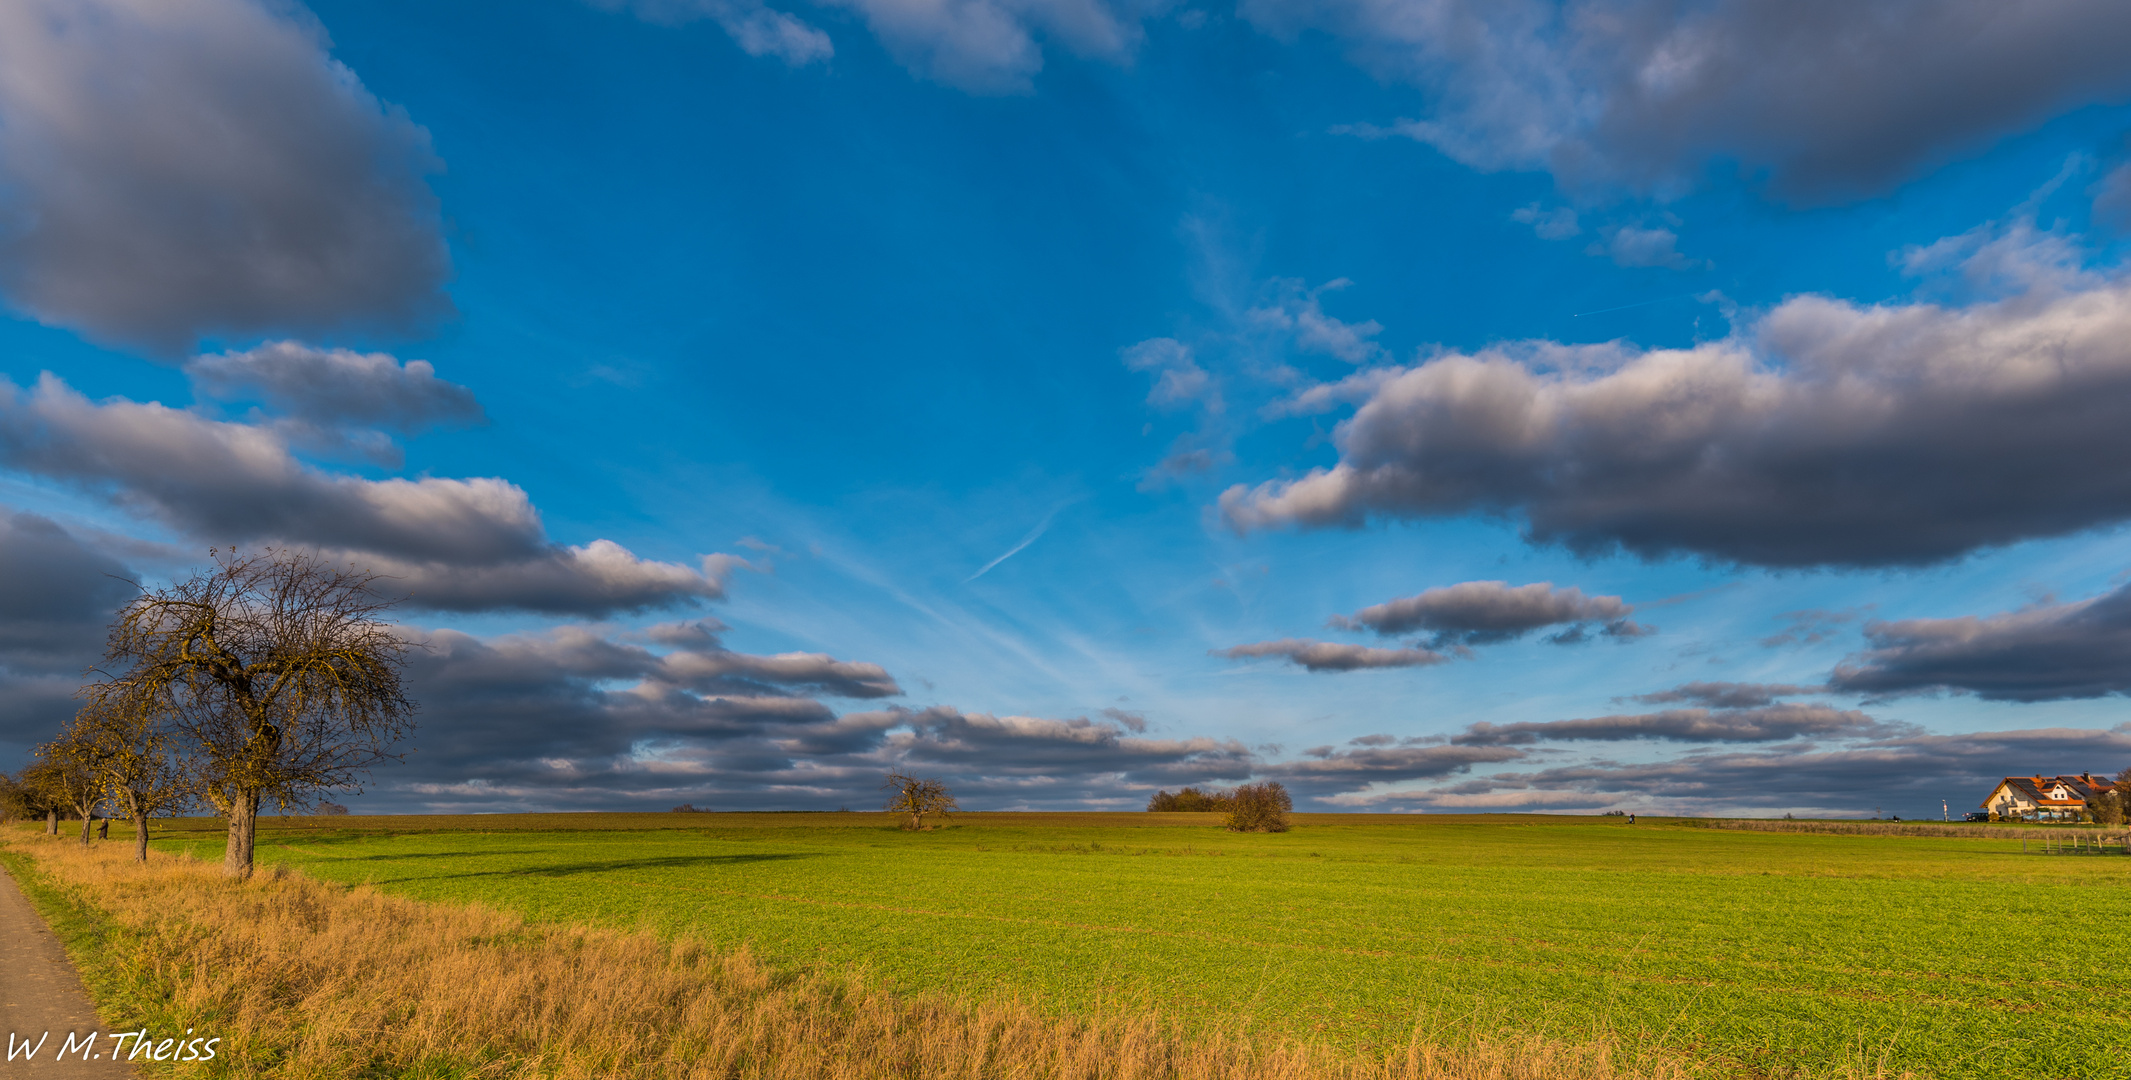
top-left (1984, 774), bottom-right (2115, 810)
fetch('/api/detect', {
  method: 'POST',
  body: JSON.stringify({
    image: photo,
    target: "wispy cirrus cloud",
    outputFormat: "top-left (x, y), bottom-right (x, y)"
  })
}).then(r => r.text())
top-left (1259, 0), bottom-right (2131, 202)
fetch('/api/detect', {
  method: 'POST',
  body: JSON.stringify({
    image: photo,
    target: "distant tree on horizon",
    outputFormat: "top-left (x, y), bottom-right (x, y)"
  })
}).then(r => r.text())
top-left (1146, 787), bottom-right (1234, 813)
top-left (883, 773), bottom-right (957, 831)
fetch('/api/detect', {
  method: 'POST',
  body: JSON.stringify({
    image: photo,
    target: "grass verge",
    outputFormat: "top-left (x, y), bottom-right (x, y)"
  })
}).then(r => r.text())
top-left (2, 832), bottom-right (1712, 1080)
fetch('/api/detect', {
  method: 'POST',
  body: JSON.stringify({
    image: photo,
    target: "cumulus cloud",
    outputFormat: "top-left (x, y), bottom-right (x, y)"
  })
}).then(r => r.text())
top-left (1213, 638), bottom-right (1452, 672)
top-left (0, 0), bottom-right (450, 352)
top-left (1451, 703), bottom-right (1883, 746)
top-left (1260, 0), bottom-right (2131, 202)
top-left (186, 342), bottom-right (484, 435)
top-left (1221, 273), bottom-right (2131, 568)
top-left (1830, 582), bottom-right (2131, 702)
top-left (0, 374), bottom-right (727, 616)
top-left (592, 0), bottom-right (834, 65)
top-left (1330, 580), bottom-right (1648, 646)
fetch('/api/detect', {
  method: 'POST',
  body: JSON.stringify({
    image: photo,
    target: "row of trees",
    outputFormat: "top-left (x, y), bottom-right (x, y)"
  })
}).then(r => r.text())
top-left (1147, 782), bottom-right (1292, 832)
top-left (1, 549), bottom-right (416, 878)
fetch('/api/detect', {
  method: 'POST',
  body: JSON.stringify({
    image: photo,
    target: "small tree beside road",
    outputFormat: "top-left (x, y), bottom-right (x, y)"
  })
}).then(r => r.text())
top-left (883, 773), bottom-right (957, 831)
top-left (71, 686), bottom-right (196, 862)
top-left (103, 549), bottom-right (416, 879)
top-left (30, 734), bottom-right (107, 844)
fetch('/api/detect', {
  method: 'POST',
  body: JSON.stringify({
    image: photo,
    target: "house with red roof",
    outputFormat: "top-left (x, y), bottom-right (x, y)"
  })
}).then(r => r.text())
top-left (1982, 774), bottom-right (2112, 821)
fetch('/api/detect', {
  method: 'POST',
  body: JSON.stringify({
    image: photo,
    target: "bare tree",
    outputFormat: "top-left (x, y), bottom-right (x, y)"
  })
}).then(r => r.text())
top-left (883, 773), bottom-right (958, 831)
top-left (104, 549), bottom-right (416, 879)
top-left (72, 687), bottom-right (196, 862)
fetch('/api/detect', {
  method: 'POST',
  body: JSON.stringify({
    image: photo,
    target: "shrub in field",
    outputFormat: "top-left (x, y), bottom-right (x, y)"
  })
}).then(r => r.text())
top-left (1225, 782), bottom-right (1292, 833)
top-left (1148, 787), bottom-right (1235, 812)
top-left (2091, 790), bottom-right (2126, 826)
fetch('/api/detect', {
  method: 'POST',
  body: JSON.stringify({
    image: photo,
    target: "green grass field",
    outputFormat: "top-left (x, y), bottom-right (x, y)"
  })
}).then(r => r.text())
top-left (140, 812), bottom-right (2131, 1079)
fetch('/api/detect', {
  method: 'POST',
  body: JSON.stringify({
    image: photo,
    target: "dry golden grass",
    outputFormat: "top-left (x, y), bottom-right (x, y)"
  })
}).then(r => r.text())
top-left (3, 833), bottom-right (1706, 1080)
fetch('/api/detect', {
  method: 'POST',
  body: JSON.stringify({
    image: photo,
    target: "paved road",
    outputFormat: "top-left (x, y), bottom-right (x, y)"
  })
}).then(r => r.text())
top-left (0, 860), bottom-right (136, 1077)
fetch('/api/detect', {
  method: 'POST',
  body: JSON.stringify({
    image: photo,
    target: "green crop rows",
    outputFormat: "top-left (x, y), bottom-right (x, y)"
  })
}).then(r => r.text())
top-left (148, 813), bottom-right (2131, 1079)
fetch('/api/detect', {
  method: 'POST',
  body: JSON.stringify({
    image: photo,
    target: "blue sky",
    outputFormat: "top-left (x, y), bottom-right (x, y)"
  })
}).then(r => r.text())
top-left (6, 0), bottom-right (2131, 818)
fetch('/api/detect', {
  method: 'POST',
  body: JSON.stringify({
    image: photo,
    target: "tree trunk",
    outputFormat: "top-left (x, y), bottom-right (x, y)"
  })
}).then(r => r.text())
top-left (224, 789), bottom-right (260, 880)
top-left (44, 809), bottom-right (55, 835)
top-left (78, 813), bottom-right (92, 845)
top-left (133, 812), bottom-right (150, 863)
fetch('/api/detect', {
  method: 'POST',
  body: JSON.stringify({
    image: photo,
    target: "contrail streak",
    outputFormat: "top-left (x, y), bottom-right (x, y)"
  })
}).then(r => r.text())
top-left (965, 509), bottom-right (1061, 582)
